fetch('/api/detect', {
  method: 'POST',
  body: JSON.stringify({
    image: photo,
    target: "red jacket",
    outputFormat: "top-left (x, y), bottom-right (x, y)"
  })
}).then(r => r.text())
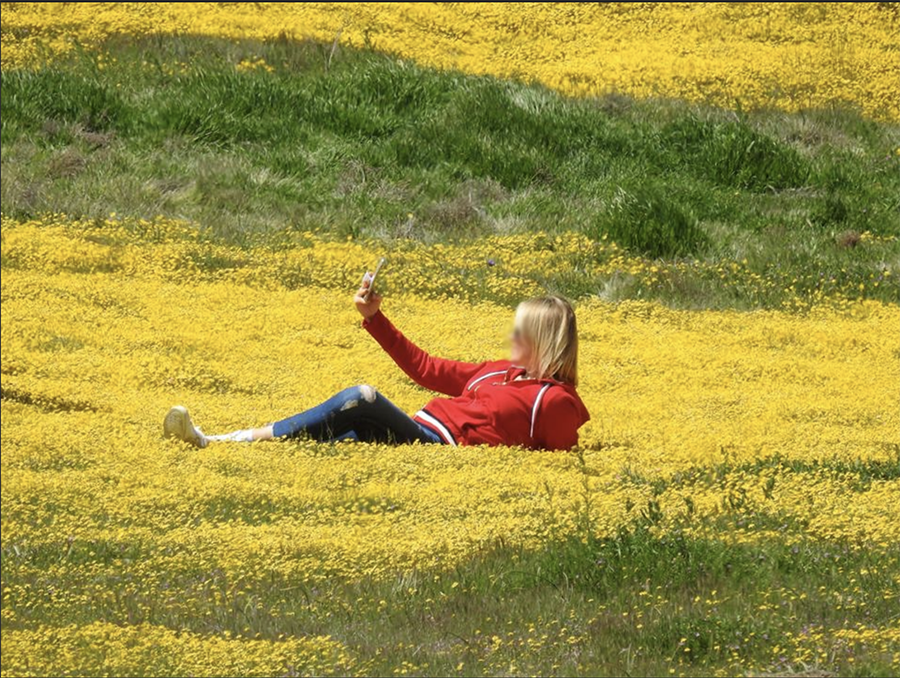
top-left (363, 311), bottom-right (590, 450)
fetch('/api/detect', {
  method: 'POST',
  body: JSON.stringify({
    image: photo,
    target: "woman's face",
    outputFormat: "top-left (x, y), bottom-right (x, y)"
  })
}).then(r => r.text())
top-left (510, 325), bottom-right (530, 365)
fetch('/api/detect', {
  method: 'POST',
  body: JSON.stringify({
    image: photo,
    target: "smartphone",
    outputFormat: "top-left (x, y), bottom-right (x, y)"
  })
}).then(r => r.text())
top-left (361, 257), bottom-right (386, 301)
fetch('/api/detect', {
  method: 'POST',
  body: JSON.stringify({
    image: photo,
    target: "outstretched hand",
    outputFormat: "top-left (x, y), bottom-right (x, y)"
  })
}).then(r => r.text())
top-left (354, 276), bottom-right (382, 320)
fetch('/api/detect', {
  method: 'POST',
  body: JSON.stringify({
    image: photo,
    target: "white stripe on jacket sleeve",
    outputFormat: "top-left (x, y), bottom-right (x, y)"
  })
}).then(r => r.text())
top-left (415, 410), bottom-right (458, 446)
top-left (530, 383), bottom-right (553, 439)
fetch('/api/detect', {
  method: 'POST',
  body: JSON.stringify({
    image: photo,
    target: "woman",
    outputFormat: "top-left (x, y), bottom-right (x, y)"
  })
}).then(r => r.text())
top-left (164, 280), bottom-right (590, 450)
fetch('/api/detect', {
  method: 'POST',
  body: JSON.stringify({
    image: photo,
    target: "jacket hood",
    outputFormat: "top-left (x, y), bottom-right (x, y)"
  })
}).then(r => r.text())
top-left (556, 381), bottom-right (591, 424)
top-left (504, 364), bottom-right (590, 424)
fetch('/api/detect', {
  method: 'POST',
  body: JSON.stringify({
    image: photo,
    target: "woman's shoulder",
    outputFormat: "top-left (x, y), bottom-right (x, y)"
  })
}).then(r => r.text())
top-left (543, 382), bottom-right (590, 422)
top-left (477, 359), bottom-right (514, 374)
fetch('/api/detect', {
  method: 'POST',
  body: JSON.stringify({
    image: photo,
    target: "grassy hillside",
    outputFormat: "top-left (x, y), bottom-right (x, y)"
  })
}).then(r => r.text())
top-left (3, 22), bottom-right (900, 678)
top-left (3, 3), bottom-right (898, 121)
top-left (4, 234), bottom-right (899, 675)
top-left (2, 35), bottom-right (898, 308)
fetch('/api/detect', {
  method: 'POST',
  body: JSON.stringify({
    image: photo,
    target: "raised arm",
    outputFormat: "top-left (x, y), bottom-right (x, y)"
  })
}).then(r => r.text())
top-left (362, 310), bottom-right (485, 396)
top-left (354, 276), bottom-right (485, 396)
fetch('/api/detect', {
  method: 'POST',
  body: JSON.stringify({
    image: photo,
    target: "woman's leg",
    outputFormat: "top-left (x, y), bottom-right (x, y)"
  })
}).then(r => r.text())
top-left (271, 384), bottom-right (430, 444)
top-left (164, 386), bottom-right (433, 447)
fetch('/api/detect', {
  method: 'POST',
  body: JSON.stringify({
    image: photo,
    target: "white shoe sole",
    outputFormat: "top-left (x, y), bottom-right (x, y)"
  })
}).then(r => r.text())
top-left (164, 406), bottom-right (206, 448)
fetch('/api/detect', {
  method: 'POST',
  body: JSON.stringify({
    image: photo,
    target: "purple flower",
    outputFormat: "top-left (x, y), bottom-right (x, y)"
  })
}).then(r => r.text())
top-left (487, 258), bottom-right (496, 266)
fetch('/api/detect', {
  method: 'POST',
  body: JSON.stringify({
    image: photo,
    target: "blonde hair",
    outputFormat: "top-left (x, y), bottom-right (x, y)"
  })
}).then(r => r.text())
top-left (514, 295), bottom-right (579, 386)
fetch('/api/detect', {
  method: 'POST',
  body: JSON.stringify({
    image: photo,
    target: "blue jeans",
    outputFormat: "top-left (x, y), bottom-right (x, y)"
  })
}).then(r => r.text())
top-left (271, 385), bottom-right (444, 444)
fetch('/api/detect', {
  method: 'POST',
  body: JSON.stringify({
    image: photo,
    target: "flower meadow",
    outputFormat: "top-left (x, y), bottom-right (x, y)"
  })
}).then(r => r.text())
top-left (3, 216), bottom-right (899, 676)
top-left (2, 3), bottom-right (900, 677)
top-left (2, 2), bottom-right (898, 120)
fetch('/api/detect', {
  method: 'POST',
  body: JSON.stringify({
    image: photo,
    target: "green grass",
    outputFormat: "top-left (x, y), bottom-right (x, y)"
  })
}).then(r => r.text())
top-left (2, 34), bottom-right (898, 309)
top-left (3, 34), bottom-right (899, 678)
top-left (4, 511), bottom-right (897, 676)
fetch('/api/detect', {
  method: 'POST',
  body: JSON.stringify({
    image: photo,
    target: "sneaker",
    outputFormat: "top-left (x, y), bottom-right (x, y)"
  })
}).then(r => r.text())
top-left (163, 405), bottom-right (208, 448)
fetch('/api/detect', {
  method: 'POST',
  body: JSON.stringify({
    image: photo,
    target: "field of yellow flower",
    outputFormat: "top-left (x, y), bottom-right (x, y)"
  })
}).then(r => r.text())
top-left (3, 216), bottom-right (899, 676)
top-left (2, 3), bottom-right (900, 677)
top-left (2, 2), bottom-right (898, 120)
